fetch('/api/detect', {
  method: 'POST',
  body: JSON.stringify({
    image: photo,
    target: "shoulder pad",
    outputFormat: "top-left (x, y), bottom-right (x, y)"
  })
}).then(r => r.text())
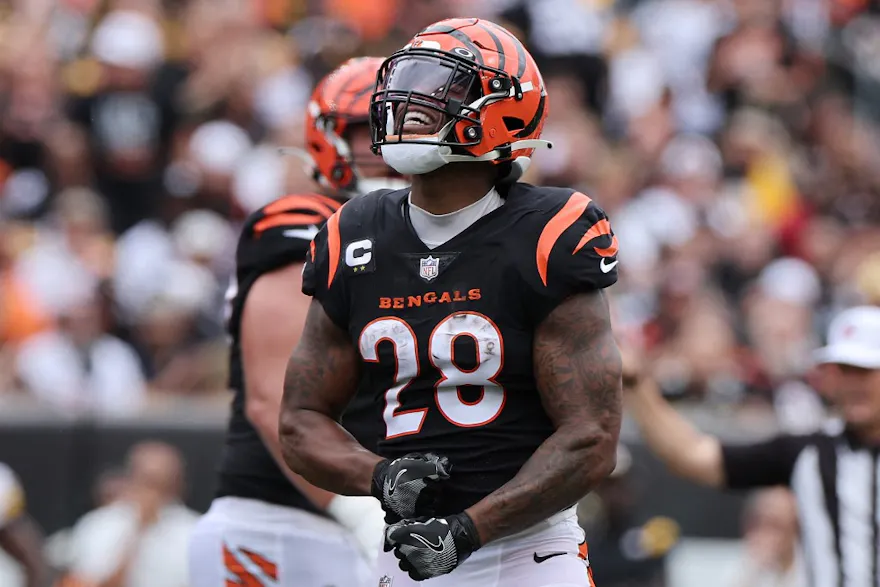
top-left (515, 187), bottom-right (618, 293)
top-left (536, 190), bottom-right (618, 287)
top-left (302, 187), bottom-right (405, 302)
top-left (237, 193), bottom-right (342, 274)
top-left (246, 193), bottom-right (342, 241)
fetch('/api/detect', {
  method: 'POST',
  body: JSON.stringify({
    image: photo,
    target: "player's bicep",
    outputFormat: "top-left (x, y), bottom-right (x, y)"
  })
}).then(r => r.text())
top-left (241, 264), bottom-right (309, 410)
top-left (283, 299), bottom-right (360, 420)
top-left (533, 290), bottom-right (622, 439)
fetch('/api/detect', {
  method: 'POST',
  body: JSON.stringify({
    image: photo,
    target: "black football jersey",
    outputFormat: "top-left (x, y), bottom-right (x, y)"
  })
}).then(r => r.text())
top-left (302, 183), bottom-right (619, 516)
top-left (217, 192), bottom-right (377, 511)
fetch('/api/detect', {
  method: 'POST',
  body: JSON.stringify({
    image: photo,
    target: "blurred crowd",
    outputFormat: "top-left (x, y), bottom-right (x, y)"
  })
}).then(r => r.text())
top-left (0, 0), bottom-right (879, 423)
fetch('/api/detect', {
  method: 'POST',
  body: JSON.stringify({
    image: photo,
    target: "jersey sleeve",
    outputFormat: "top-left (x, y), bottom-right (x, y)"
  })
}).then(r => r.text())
top-left (237, 193), bottom-right (342, 276)
top-left (721, 434), bottom-right (811, 489)
top-left (0, 463), bottom-right (25, 529)
top-left (523, 190), bottom-right (619, 322)
top-left (301, 207), bottom-right (350, 329)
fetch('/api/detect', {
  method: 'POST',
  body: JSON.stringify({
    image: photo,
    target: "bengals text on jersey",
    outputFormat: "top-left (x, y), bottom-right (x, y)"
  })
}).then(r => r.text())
top-left (302, 183), bottom-right (619, 516)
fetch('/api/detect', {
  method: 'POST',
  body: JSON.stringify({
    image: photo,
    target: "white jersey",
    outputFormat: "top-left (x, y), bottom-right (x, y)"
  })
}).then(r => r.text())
top-left (0, 463), bottom-right (25, 529)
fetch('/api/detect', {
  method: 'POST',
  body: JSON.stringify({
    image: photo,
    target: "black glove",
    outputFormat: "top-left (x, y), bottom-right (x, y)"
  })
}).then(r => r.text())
top-left (371, 453), bottom-right (451, 523)
top-left (384, 513), bottom-right (481, 581)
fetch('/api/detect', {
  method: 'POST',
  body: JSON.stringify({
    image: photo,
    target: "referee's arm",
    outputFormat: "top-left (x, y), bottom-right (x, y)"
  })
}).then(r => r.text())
top-left (625, 361), bottom-right (805, 490)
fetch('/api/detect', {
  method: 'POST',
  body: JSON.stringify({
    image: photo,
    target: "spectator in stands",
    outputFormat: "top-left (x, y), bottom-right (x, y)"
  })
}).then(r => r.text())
top-left (45, 467), bottom-right (130, 580)
top-left (68, 9), bottom-right (170, 234)
top-left (61, 442), bottom-right (197, 587)
top-left (14, 282), bottom-right (146, 417)
top-left (729, 488), bottom-right (806, 587)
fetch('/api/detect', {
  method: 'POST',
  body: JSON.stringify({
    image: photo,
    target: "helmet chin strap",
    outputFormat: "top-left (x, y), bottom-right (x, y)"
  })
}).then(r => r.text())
top-left (436, 139), bottom-right (553, 164)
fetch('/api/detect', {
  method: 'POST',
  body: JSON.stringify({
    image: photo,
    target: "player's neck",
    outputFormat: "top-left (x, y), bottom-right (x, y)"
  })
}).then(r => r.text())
top-left (410, 165), bottom-right (495, 215)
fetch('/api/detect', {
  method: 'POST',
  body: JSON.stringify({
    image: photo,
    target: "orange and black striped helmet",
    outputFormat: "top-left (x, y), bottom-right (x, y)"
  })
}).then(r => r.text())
top-left (304, 57), bottom-right (401, 194)
top-left (370, 18), bottom-right (551, 178)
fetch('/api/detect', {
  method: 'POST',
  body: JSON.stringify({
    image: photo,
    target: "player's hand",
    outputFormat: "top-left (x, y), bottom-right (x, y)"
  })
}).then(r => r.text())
top-left (371, 453), bottom-right (451, 523)
top-left (383, 513), bottom-right (481, 581)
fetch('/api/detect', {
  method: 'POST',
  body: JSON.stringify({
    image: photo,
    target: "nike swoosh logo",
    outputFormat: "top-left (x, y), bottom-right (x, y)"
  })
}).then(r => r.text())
top-left (282, 226), bottom-right (319, 240)
top-left (600, 257), bottom-right (618, 273)
top-left (412, 533), bottom-right (444, 552)
top-left (388, 468), bottom-right (407, 495)
top-left (533, 551), bottom-right (568, 564)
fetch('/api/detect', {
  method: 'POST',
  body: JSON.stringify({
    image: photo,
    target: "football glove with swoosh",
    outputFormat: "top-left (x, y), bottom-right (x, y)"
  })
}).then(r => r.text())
top-left (384, 513), bottom-right (481, 581)
top-left (371, 453), bottom-right (451, 523)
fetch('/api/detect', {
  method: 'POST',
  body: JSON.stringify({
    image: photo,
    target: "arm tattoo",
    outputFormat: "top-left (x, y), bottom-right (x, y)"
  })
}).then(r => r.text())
top-left (466, 290), bottom-right (622, 544)
top-left (279, 300), bottom-right (382, 496)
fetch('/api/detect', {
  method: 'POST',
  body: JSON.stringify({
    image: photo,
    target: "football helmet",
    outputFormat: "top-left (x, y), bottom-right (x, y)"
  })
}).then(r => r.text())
top-left (296, 57), bottom-right (406, 196)
top-left (370, 18), bottom-right (551, 178)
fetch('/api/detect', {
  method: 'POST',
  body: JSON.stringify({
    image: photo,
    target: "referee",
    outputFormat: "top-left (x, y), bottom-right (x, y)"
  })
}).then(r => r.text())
top-left (625, 305), bottom-right (880, 587)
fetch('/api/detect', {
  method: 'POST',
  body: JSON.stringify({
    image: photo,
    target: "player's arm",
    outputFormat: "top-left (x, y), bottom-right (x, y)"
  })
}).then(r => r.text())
top-left (625, 354), bottom-right (806, 489)
top-left (241, 263), bottom-right (334, 509)
top-left (466, 290), bottom-right (622, 545)
top-left (279, 300), bottom-right (382, 495)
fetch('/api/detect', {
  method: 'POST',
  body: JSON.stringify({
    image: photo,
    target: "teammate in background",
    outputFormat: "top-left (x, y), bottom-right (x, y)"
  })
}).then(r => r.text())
top-left (0, 463), bottom-right (49, 587)
top-left (280, 18), bottom-right (622, 585)
top-left (188, 57), bottom-right (405, 587)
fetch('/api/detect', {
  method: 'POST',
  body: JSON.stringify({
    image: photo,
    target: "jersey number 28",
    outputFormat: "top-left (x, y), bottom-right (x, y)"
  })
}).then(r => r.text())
top-left (358, 312), bottom-right (505, 439)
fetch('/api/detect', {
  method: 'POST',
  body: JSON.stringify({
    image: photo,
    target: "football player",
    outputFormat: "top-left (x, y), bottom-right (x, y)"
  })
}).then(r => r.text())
top-left (0, 463), bottom-right (48, 587)
top-left (280, 18), bottom-right (622, 585)
top-left (188, 57), bottom-right (405, 587)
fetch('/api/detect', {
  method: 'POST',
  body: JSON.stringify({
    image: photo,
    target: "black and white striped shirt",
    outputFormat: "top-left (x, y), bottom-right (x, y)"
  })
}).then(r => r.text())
top-left (723, 421), bottom-right (879, 587)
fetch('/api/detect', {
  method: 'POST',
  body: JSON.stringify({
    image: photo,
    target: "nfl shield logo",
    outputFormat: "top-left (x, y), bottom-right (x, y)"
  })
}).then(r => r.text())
top-left (419, 256), bottom-right (440, 281)
top-left (379, 576), bottom-right (393, 587)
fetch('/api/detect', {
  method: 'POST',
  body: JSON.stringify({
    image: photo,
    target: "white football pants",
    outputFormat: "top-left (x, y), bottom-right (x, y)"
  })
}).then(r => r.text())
top-left (188, 496), bottom-right (372, 587)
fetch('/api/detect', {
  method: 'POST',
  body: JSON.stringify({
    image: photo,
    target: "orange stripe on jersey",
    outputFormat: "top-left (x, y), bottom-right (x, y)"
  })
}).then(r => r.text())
top-left (594, 235), bottom-right (619, 258)
top-left (536, 192), bottom-right (592, 286)
top-left (263, 194), bottom-right (336, 217)
top-left (573, 218), bottom-right (618, 257)
top-left (326, 207), bottom-right (343, 288)
top-left (241, 548), bottom-right (278, 581)
top-left (309, 239), bottom-right (316, 263)
top-left (253, 212), bottom-right (327, 235)
top-left (311, 194), bottom-right (344, 212)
